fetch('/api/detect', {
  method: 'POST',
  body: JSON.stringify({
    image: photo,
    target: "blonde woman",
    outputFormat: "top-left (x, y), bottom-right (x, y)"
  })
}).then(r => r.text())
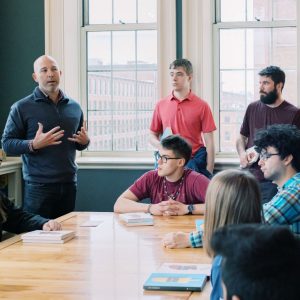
top-left (0, 191), bottom-right (61, 241)
top-left (162, 169), bottom-right (263, 300)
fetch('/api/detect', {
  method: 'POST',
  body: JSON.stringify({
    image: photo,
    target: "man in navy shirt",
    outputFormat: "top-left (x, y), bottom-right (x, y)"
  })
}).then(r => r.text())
top-left (2, 55), bottom-right (90, 218)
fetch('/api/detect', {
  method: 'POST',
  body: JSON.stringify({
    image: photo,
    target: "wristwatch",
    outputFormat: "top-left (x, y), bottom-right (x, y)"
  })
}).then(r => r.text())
top-left (187, 204), bottom-right (195, 215)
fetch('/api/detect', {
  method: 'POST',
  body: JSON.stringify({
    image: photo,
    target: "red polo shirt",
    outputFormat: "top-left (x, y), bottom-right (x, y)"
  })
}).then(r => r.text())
top-left (150, 91), bottom-right (216, 155)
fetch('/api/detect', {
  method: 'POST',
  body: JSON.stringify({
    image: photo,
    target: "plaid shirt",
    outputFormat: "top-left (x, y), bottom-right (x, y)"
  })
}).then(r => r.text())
top-left (189, 230), bottom-right (203, 248)
top-left (263, 173), bottom-right (300, 237)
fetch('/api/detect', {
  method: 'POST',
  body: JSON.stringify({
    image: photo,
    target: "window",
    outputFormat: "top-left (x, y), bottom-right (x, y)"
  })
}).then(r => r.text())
top-left (83, 0), bottom-right (158, 152)
top-left (215, 0), bottom-right (297, 152)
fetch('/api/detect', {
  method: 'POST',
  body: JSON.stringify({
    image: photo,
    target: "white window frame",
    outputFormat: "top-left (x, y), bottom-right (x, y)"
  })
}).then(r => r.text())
top-left (44, 0), bottom-right (176, 158)
top-left (182, 0), bottom-right (300, 157)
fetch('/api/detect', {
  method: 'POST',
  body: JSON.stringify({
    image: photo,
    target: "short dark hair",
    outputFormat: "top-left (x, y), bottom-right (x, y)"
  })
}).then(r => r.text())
top-left (211, 224), bottom-right (300, 300)
top-left (169, 58), bottom-right (193, 76)
top-left (161, 135), bottom-right (192, 166)
top-left (258, 65), bottom-right (285, 90)
top-left (254, 124), bottom-right (300, 172)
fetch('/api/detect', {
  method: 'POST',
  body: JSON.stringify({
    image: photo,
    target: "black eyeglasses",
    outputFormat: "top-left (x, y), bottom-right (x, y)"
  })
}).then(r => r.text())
top-left (259, 152), bottom-right (280, 161)
top-left (154, 151), bottom-right (182, 164)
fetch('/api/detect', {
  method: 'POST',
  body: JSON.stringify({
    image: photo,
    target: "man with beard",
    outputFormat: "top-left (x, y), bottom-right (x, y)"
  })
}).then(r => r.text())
top-left (236, 66), bottom-right (300, 203)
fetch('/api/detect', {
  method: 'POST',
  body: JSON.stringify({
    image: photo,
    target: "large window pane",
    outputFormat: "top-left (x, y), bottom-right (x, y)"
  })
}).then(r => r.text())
top-left (137, 111), bottom-right (153, 150)
top-left (88, 71), bottom-right (112, 110)
top-left (112, 31), bottom-right (135, 68)
top-left (112, 71), bottom-right (136, 110)
top-left (88, 111), bottom-right (113, 151)
top-left (284, 70), bottom-right (297, 106)
top-left (137, 31), bottom-right (157, 65)
top-left (85, 0), bottom-right (157, 151)
top-left (220, 29), bottom-right (245, 69)
top-left (89, 0), bottom-right (112, 24)
top-left (138, 0), bottom-right (157, 23)
top-left (221, 0), bottom-right (246, 22)
top-left (114, 0), bottom-right (136, 24)
top-left (221, 0), bottom-right (296, 22)
top-left (246, 70), bottom-right (256, 105)
top-left (220, 70), bottom-right (246, 111)
top-left (246, 28), bottom-right (271, 69)
top-left (273, 28), bottom-right (297, 69)
top-left (88, 32), bottom-right (111, 68)
top-left (273, 0), bottom-right (296, 21)
top-left (137, 71), bottom-right (157, 111)
top-left (247, 0), bottom-right (272, 21)
top-left (113, 111), bottom-right (136, 150)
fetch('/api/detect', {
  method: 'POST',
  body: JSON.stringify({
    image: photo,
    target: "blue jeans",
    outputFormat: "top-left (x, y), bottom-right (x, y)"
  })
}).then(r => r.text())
top-left (186, 147), bottom-right (212, 179)
top-left (23, 181), bottom-right (77, 219)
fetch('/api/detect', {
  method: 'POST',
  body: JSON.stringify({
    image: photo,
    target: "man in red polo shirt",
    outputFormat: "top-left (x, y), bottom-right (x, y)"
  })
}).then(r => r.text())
top-left (149, 58), bottom-right (216, 178)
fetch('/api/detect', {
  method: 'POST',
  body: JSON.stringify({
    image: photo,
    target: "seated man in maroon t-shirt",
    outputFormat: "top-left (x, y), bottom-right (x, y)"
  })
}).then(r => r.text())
top-left (114, 135), bottom-right (210, 216)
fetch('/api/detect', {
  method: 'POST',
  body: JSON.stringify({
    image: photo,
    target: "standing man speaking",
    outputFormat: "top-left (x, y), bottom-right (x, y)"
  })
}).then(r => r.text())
top-left (2, 55), bottom-right (90, 219)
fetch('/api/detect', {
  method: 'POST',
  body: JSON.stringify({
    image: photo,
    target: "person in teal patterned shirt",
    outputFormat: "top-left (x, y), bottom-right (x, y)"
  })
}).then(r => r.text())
top-left (254, 124), bottom-right (300, 236)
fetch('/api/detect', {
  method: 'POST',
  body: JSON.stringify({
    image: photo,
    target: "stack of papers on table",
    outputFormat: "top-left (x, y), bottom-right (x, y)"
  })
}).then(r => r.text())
top-left (143, 263), bottom-right (211, 291)
top-left (21, 230), bottom-right (75, 244)
top-left (119, 212), bottom-right (154, 226)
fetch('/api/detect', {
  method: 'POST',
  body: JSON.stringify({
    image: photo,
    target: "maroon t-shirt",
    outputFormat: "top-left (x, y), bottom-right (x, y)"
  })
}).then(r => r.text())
top-left (240, 100), bottom-right (300, 180)
top-left (129, 168), bottom-right (209, 204)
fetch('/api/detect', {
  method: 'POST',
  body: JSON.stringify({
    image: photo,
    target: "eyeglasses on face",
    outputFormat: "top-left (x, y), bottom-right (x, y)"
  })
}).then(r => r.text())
top-left (154, 151), bottom-right (182, 164)
top-left (259, 152), bottom-right (280, 161)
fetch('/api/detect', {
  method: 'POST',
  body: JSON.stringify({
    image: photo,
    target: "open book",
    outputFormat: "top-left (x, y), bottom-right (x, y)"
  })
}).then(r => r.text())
top-left (143, 263), bottom-right (211, 291)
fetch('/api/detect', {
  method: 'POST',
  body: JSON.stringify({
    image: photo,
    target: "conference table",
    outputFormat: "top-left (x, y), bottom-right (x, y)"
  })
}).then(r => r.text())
top-left (0, 212), bottom-right (212, 299)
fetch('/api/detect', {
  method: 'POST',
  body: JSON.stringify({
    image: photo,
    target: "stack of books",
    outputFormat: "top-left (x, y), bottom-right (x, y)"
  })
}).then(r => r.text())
top-left (21, 230), bottom-right (75, 244)
top-left (143, 263), bottom-right (211, 291)
top-left (119, 212), bottom-right (154, 226)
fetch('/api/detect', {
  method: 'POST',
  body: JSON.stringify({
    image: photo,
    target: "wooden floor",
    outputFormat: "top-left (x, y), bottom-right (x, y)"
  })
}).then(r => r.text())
top-left (0, 212), bottom-right (212, 299)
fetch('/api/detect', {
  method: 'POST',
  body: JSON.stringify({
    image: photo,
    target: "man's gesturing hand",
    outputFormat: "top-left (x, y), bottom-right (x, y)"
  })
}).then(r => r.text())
top-left (68, 121), bottom-right (90, 145)
top-left (32, 122), bottom-right (64, 150)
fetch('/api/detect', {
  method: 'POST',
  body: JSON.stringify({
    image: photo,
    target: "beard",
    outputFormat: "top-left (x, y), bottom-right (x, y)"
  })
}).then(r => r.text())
top-left (260, 89), bottom-right (278, 105)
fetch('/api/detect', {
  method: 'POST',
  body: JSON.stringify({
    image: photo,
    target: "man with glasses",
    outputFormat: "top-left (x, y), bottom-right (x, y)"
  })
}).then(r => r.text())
top-left (114, 135), bottom-right (209, 216)
top-left (254, 124), bottom-right (300, 236)
top-left (236, 66), bottom-right (300, 203)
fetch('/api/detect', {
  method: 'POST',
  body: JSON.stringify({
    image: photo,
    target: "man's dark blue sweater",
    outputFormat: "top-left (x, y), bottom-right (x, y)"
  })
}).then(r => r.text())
top-left (1, 87), bottom-right (88, 183)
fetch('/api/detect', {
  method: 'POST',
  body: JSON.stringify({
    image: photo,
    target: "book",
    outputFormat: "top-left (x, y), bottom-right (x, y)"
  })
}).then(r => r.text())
top-left (119, 212), bottom-right (154, 226)
top-left (22, 235), bottom-right (75, 244)
top-left (21, 230), bottom-right (75, 241)
top-left (143, 263), bottom-right (210, 292)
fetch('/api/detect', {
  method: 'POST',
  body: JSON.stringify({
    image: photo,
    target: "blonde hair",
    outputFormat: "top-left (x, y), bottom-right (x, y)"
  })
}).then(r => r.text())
top-left (203, 169), bottom-right (263, 257)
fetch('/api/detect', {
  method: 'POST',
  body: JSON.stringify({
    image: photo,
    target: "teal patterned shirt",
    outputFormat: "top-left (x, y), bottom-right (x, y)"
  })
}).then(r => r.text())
top-left (263, 173), bottom-right (300, 237)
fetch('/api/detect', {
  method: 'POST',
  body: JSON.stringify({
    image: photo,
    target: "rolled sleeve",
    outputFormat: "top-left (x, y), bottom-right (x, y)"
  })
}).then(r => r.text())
top-left (189, 231), bottom-right (203, 248)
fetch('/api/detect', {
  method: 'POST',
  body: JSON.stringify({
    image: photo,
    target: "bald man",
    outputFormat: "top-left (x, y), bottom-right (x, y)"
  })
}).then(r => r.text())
top-left (2, 55), bottom-right (90, 219)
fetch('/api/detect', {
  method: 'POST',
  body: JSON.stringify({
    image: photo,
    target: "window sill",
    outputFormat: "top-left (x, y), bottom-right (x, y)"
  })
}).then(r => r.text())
top-left (76, 156), bottom-right (240, 170)
top-left (0, 156), bottom-right (241, 171)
